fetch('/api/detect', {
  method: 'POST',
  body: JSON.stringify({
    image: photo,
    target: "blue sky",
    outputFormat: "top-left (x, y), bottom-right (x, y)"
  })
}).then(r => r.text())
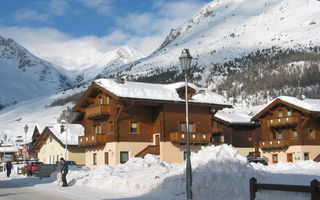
top-left (0, 0), bottom-right (211, 69)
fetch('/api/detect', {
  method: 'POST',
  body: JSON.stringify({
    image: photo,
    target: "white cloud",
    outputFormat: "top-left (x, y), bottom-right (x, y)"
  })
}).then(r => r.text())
top-left (75, 0), bottom-right (111, 14)
top-left (47, 0), bottom-right (70, 16)
top-left (13, 9), bottom-right (49, 23)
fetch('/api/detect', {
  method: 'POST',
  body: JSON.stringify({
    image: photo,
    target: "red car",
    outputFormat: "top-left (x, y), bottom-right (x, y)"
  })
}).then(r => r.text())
top-left (25, 161), bottom-right (43, 176)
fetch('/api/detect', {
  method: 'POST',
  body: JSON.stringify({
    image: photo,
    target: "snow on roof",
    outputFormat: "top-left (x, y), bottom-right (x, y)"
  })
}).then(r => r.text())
top-left (277, 96), bottom-right (320, 112)
top-left (214, 107), bottom-right (256, 124)
top-left (94, 79), bottom-right (229, 105)
top-left (46, 124), bottom-right (84, 146)
top-left (255, 96), bottom-right (320, 117)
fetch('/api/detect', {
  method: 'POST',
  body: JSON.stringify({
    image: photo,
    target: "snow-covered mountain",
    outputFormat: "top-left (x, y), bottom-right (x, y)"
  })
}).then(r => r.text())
top-left (0, 36), bottom-right (74, 107)
top-left (119, 0), bottom-right (320, 79)
top-left (76, 46), bottom-right (145, 82)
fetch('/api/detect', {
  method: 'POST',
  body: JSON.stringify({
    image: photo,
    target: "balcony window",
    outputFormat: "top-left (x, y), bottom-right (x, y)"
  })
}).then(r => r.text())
top-left (309, 129), bottom-right (315, 139)
top-left (120, 151), bottom-right (129, 164)
top-left (99, 97), bottom-right (103, 104)
top-left (278, 110), bottom-right (283, 117)
top-left (272, 154), bottom-right (278, 163)
top-left (130, 122), bottom-right (139, 133)
top-left (292, 130), bottom-right (298, 138)
top-left (278, 132), bottom-right (282, 140)
top-left (98, 125), bottom-right (102, 134)
top-left (106, 96), bottom-right (110, 105)
top-left (287, 110), bottom-right (292, 117)
top-left (94, 125), bottom-right (98, 134)
top-left (179, 122), bottom-right (185, 132)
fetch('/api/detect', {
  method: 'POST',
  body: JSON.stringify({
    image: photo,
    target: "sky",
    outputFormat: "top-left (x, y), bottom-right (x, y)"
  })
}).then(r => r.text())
top-left (0, 0), bottom-right (211, 70)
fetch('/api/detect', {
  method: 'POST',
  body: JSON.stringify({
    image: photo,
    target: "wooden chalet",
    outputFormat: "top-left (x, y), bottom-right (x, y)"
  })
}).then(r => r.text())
top-left (212, 108), bottom-right (261, 157)
top-left (31, 125), bottom-right (85, 165)
top-left (252, 96), bottom-right (320, 164)
top-left (72, 78), bottom-right (232, 167)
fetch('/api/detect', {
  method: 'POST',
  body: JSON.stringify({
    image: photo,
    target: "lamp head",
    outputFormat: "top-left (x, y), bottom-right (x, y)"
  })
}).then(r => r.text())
top-left (179, 49), bottom-right (192, 72)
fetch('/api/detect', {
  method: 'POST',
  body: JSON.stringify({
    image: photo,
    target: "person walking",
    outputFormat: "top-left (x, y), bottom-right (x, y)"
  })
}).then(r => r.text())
top-left (5, 160), bottom-right (13, 177)
top-left (58, 158), bottom-right (68, 187)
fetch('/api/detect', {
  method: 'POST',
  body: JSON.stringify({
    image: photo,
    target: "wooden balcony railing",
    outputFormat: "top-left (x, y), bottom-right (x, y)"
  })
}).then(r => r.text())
top-left (170, 132), bottom-right (211, 144)
top-left (267, 117), bottom-right (298, 128)
top-left (135, 145), bottom-right (160, 158)
top-left (86, 105), bottom-right (112, 120)
top-left (212, 127), bottom-right (223, 134)
top-left (259, 139), bottom-right (289, 150)
top-left (78, 134), bottom-right (114, 147)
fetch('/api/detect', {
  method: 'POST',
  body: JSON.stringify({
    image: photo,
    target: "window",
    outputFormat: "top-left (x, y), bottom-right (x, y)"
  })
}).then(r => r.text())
top-left (220, 135), bottom-right (225, 143)
top-left (120, 151), bottom-right (129, 164)
top-left (292, 130), bottom-right (298, 138)
top-left (94, 125), bottom-right (98, 134)
top-left (278, 132), bottom-right (282, 140)
top-left (188, 123), bottom-right (195, 132)
top-left (272, 154), bottom-right (278, 163)
top-left (93, 153), bottom-right (97, 165)
top-left (248, 136), bottom-right (253, 142)
top-left (287, 110), bottom-right (292, 117)
top-left (272, 132), bottom-right (276, 140)
top-left (99, 96), bottom-right (103, 104)
top-left (130, 122), bottom-right (139, 133)
top-left (183, 151), bottom-right (188, 161)
top-left (309, 129), bottom-right (315, 139)
top-left (106, 97), bottom-right (110, 105)
top-left (179, 122), bottom-right (185, 132)
top-left (98, 125), bottom-right (102, 134)
top-left (109, 122), bottom-right (113, 133)
top-left (278, 110), bottom-right (283, 117)
top-left (304, 153), bottom-right (309, 160)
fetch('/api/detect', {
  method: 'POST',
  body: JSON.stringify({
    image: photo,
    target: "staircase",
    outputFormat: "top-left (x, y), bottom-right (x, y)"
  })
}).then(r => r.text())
top-left (314, 153), bottom-right (320, 162)
top-left (135, 145), bottom-right (160, 158)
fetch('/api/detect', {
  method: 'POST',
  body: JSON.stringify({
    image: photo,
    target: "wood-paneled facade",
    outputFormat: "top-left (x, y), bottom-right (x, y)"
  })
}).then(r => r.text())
top-left (252, 97), bottom-right (320, 164)
top-left (212, 112), bottom-right (261, 157)
top-left (73, 80), bottom-right (231, 167)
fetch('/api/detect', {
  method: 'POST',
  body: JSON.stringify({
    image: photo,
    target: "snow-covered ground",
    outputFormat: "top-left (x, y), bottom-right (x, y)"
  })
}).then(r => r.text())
top-left (1, 144), bottom-right (319, 200)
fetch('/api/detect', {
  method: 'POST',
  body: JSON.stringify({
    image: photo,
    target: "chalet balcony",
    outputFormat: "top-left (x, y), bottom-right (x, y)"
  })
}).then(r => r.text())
top-left (260, 139), bottom-right (289, 150)
top-left (86, 105), bottom-right (112, 120)
top-left (78, 134), bottom-right (114, 147)
top-left (267, 117), bottom-right (298, 129)
top-left (170, 132), bottom-right (211, 145)
top-left (212, 127), bottom-right (223, 134)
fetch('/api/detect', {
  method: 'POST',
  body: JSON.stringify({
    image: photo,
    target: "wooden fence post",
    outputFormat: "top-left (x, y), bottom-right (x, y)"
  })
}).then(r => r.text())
top-left (311, 179), bottom-right (320, 200)
top-left (250, 177), bottom-right (257, 200)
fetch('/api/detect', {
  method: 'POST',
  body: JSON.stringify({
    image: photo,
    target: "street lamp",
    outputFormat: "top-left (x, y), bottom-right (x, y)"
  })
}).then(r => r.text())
top-left (24, 124), bottom-right (28, 168)
top-left (179, 49), bottom-right (193, 200)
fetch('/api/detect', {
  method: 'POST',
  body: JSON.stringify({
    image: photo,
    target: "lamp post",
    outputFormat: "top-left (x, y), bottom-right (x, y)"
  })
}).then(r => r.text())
top-left (179, 49), bottom-right (193, 200)
top-left (24, 124), bottom-right (28, 168)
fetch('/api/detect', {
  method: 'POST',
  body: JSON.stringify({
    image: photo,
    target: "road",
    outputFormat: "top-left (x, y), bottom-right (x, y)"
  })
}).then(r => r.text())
top-left (0, 179), bottom-right (77, 200)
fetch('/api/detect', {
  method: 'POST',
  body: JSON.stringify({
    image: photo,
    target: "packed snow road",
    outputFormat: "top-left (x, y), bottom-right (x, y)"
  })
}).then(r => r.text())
top-left (0, 179), bottom-right (76, 200)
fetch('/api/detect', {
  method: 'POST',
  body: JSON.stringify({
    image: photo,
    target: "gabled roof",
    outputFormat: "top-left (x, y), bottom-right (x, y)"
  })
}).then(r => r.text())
top-left (73, 78), bottom-right (231, 112)
top-left (31, 124), bottom-right (84, 153)
top-left (252, 96), bottom-right (320, 121)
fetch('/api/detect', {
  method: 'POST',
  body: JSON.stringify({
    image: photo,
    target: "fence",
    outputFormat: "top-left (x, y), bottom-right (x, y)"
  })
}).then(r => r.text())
top-left (250, 177), bottom-right (320, 200)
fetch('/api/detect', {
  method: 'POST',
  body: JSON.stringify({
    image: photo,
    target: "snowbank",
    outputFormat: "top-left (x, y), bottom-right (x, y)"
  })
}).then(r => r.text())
top-left (1, 144), bottom-right (320, 200)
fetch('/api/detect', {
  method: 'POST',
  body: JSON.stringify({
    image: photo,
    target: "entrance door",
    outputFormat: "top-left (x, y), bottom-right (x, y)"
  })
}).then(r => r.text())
top-left (155, 134), bottom-right (160, 146)
top-left (104, 152), bottom-right (109, 165)
top-left (287, 153), bottom-right (293, 162)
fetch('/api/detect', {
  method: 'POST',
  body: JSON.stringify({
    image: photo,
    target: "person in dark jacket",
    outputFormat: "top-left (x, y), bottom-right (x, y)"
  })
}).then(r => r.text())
top-left (59, 158), bottom-right (68, 187)
top-left (5, 160), bottom-right (13, 177)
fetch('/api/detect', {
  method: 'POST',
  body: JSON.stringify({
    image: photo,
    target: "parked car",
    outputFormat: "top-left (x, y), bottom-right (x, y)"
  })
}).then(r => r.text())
top-left (25, 161), bottom-right (43, 176)
top-left (248, 157), bottom-right (268, 166)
